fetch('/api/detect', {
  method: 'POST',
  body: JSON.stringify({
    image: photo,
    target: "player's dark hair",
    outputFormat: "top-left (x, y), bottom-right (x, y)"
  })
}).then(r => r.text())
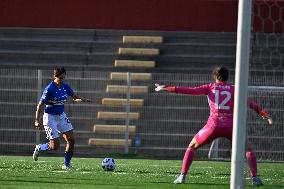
top-left (212, 66), bottom-right (229, 82)
top-left (53, 67), bottom-right (66, 77)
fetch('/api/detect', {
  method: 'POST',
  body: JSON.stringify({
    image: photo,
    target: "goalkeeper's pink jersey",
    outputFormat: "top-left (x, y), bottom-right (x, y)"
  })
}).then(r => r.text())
top-left (173, 82), bottom-right (263, 127)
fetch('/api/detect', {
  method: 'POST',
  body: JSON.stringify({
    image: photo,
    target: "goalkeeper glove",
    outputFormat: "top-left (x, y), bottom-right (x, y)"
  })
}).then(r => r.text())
top-left (260, 111), bottom-right (273, 125)
top-left (155, 84), bottom-right (176, 92)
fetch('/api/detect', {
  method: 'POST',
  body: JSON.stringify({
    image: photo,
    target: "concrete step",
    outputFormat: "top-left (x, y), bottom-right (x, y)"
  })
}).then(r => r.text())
top-left (110, 72), bottom-right (152, 80)
top-left (0, 40), bottom-right (92, 53)
top-left (0, 69), bottom-right (111, 79)
top-left (123, 36), bottom-right (163, 44)
top-left (0, 40), bottom-right (238, 54)
top-left (93, 124), bottom-right (136, 134)
top-left (0, 28), bottom-right (95, 41)
top-left (97, 111), bottom-right (140, 120)
top-left (0, 51), bottom-right (234, 70)
top-left (114, 60), bottom-right (155, 68)
top-left (88, 138), bottom-right (132, 146)
top-left (102, 98), bottom-right (144, 107)
top-left (0, 77), bottom-right (151, 91)
top-left (106, 85), bottom-right (148, 94)
top-left (0, 51), bottom-right (87, 65)
top-left (118, 48), bottom-right (159, 56)
top-left (0, 28), bottom-right (236, 43)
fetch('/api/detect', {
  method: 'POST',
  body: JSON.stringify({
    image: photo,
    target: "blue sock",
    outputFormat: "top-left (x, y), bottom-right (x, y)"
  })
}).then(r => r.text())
top-left (64, 151), bottom-right (73, 166)
top-left (39, 143), bottom-right (49, 151)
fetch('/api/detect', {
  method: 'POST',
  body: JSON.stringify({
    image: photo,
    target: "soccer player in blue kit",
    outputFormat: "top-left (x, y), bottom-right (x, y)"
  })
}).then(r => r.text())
top-left (33, 67), bottom-right (91, 170)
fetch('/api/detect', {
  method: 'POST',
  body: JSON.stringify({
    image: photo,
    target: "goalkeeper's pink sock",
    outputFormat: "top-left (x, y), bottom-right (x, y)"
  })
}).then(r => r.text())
top-left (246, 150), bottom-right (257, 177)
top-left (181, 147), bottom-right (196, 174)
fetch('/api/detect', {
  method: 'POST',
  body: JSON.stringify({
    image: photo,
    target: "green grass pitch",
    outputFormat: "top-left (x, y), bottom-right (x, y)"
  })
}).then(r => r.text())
top-left (0, 156), bottom-right (283, 189)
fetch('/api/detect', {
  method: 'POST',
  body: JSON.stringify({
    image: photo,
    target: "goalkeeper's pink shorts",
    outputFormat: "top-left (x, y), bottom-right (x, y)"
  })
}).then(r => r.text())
top-left (194, 118), bottom-right (233, 146)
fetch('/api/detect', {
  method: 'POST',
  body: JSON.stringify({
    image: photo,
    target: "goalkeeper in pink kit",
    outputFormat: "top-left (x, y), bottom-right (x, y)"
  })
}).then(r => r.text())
top-left (155, 66), bottom-right (273, 186)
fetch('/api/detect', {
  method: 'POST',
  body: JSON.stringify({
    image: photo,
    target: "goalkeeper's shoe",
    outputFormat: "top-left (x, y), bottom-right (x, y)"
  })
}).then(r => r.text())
top-left (173, 174), bottom-right (186, 184)
top-left (252, 176), bottom-right (264, 186)
top-left (32, 145), bottom-right (40, 161)
top-left (62, 164), bottom-right (73, 171)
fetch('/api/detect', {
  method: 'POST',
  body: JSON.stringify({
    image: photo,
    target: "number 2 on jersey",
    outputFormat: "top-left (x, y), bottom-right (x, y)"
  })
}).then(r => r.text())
top-left (213, 90), bottom-right (231, 110)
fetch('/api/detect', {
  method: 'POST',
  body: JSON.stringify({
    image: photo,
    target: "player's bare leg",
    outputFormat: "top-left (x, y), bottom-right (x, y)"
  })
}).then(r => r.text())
top-left (62, 130), bottom-right (75, 170)
top-left (49, 139), bottom-right (60, 150)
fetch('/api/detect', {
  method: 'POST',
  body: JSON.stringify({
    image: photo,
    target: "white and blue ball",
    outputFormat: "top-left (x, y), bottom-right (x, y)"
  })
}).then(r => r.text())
top-left (102, 157), bottom-right (116, 171)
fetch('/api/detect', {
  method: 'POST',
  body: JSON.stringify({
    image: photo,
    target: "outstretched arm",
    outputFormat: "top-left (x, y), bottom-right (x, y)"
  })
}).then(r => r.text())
top-left (155, 83), bottom-right (209, 95)
top-left (248, 99), bottom-right (273, 125)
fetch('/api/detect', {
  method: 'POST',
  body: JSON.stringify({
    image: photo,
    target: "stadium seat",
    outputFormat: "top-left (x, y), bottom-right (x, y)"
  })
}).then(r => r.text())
top-left (97, 111), bottom-right (139, 120)
top-left (110, 72), bottom-right (152, 80)
top-left (93, 124), bottom-right (136, 134)
top-left (106, 85), bottom-right (148, 94)
top-left (122, 36), bottom-right (163, 44)
top-left (118, 48), bottom-right (159, 56)
top-left (102, 98), bottom-right (144, 106)
top-left (114, 60), bottom-right (155, 68)
top-left (88, 138), bottom-right (132, 146)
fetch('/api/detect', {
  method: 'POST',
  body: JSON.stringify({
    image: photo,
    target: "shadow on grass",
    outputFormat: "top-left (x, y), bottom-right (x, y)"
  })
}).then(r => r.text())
top-left (0, 178), bottom-right (141, 187)
top-left (150, 181), bottom-right (230, 187)
top-left (134, 170), bottom-right (152, 174)
top-left (149, 181), bottom-right (283, 189)
top-left (164, 171), bottom-right (180, 175)
top-left (6, 175), bottom-right (95, 182)
top-left (0, 166), bottom-right (9, 169)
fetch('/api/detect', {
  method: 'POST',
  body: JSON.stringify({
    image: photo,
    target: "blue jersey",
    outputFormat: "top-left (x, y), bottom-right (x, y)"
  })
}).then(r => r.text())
top-left (40, 82), bottom-right (74, 115)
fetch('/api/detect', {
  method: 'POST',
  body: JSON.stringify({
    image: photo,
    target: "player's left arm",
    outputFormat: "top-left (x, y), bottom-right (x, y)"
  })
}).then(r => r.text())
top-left (248, 99), bottom-right (273, 125)
top-left (35, 101), bottom-right (44, 129)
top-left (72, 94), bottom-right (92, 103)
top-left (64, 83), bottom-right (91, 103)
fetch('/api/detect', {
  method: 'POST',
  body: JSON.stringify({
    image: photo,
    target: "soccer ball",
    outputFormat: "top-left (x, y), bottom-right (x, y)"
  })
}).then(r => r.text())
top-left (102, 157), bottom-right (116, 171)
